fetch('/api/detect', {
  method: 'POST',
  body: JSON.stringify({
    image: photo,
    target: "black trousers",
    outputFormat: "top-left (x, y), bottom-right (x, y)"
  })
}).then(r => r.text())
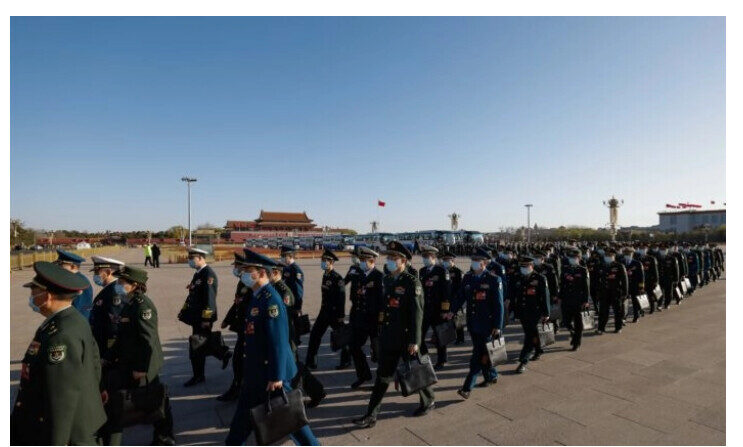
top-left (365, 348), bottom-right (435, 418)
top-left (561, 303), bottom-right (584, 347)
top-left (306, 310), bottom-right (349, 365)
top-left (349, 322), bottom-right (374, 380)
top-left (628, 294), bottom-right (644, 320)
top-left (646, 284), bottom-right (660, 312)
top-left (598, 295), bottom-right (623, 331)
top-left (419, 315), bottom-right (447, 364)
top-left (662, 283), bottom-right (679, 307)
top-left (231, 333), bottom-right (245, 387)
top-left (144, 256), bottom-right (153, 267)
top-left (153, 256), bottom-right (160, 268)
top-left (98, 368), bottom-right (175, 445)
top-left (518, 316), bottom-right (541, 364)
top-left (189, 325), bottom-right (229, 378)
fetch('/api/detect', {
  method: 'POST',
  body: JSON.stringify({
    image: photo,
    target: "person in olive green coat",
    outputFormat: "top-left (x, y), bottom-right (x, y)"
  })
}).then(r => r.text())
top-left (353, 241), bottom-right (434, 429)
top-left (100, 266), bottom-right (175, 446)
top-left (11, 261), bottom-right (107, 445)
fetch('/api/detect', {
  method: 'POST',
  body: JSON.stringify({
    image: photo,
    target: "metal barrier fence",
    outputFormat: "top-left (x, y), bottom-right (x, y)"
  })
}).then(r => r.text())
top-left (10, 246), bottom-right (123, 271)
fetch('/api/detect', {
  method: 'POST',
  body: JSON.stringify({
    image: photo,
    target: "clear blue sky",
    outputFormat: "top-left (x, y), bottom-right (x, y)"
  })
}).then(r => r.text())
top-left (10, 17), bottom-right (725, 233)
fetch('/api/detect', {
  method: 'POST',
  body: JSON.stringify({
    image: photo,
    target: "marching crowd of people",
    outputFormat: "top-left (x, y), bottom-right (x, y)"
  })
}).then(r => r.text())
top-left (11, 240), bottom-right (725, 445)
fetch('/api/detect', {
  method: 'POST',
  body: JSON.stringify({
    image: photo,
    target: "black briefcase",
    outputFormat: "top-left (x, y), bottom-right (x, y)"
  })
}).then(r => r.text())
top-left (433, 320), bottom-right (457, 346)
top-left (296, 314), bottom-right (311, 336)
top-left (188, 333), bottom-right (208, 352)
top-left (395, 354), bottom-right (438, 397)
top-left (109, 379), bottom-right (167, 428)
top-left (250, 389), bottom-right (309, 446)
top-left (207, 331), bottom-right (227, 355)
top-left (330, 323), bottom-right (352, 351)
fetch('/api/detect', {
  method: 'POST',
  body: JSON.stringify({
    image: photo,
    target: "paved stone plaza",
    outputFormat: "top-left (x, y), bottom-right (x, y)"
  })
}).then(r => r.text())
top-left (10, 248), bottom-right (725, 445)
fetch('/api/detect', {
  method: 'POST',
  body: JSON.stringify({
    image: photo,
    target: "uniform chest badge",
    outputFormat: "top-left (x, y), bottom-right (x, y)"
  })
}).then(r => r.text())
top-left (283, 295), bottom-right (291, 305)
top-left (246, 321), bottom-right (255, 335)
top-left (26, 341), bottom-right (40, 356)
top-left (425, 280), bottom-right (434, 287)
top-left (325, 280), bottom-right (332, 287)
top-left (366, 281), bottom-right (374, 288)
top-left (120, 317), bottom-right (130, 323)
top-left (395, 286), bottom-right (405, 295)
top-left (566, 274), bottom-right (574, 281)
top-left (283, 272), bottom-right (289, 278)
top-left (207, 277), bottom-right (214, 285)
top-left (297, 273), bottom-right (302, 280)
top-left (241, 287), bottom-right (248, 294)
top-left (481, 283), bottom-right (490, 290)
top-left (95, 299), bottom-right (103, 306)
top-left (389, 297), bottom-right (400, 308)
top-left (113, 297), bottom-right (122, 306)
top-left (195, 279), bottom-right (202, 285)
top-left (141, 309), bottom-right (153, 320)
top-left (526, 287), bottom-right (537, 296)
top-left (530, 280), bottom-right (539, 286)
top-left (48, 345), bottom-right (66, 364)
top-left (251, 307), bottom-right (260, 316)
top-left (268, 304), bottom-right (279, 318)
top-left (475, 291), bottom-right (486, 301)
top-left (608, 274), bottom-right (616, 279)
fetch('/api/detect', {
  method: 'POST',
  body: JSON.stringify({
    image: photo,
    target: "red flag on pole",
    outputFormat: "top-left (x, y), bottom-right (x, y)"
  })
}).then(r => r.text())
top-left (378, 200), bottom-right (386, 207)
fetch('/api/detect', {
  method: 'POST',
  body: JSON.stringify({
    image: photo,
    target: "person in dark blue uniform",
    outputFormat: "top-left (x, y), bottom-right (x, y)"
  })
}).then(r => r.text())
top-left (178, 248), bottom-right (231, 387)
top-left (55, 249), bottom-right (94, 320)
top-left (281, 245), bottom-right (305, 346)
top-left (441, 250), bottom-right (465, 344)
top-left (683, 243), bottom-right (701, 294)
top-left (450, 247), bottom-right (504, 398)
top-left (217, 253), bottom-right (253, 401)
top-left (558, 247), bottom-right (590, 350)
top-left (348, 247), bottom-right (384, 388)
top-left (597, 247), bottom-right (629, 333)
top-left (622, 247), bottom-right (646, 323)
top-left (511, 256), bottom-right (551, 374)
top-left (418, 245), bottom-right (451, 370)
top-left (225, 249), bottom-right (320, 446)
top-left (306, 250), bottom-right (350, 370)
top-left (89, 256), bottom-right (126, 363)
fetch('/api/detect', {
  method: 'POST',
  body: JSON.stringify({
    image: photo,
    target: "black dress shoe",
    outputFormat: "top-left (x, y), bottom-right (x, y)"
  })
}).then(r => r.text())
top-left (306, 391), bottom-right (326, 409)
top-left (352, 415), bottom-right (376, 428)
top-left (221, 350), bottom-right (233, 370)
top-left (614, 328), bottom-right (622, 334)
top-left (335, 361), bottom-right (352, 370)
top-left (351, 377), bottom-right (371, 389)
top-left (216, 385), bottom-right (239, 402)
top-left (434, 362), bottom-right (447, 371)
top-left (530, 351), bottom-right (542, 361)
top-left (477, 378), bottom-right (496, 388)
top-left (183, 376), bottom-right (205, 387)
top-left (457, 389), bottom-right (470, 399)
top-left (571, 344), bottom-right (580, 351)
top-left (516, 362), bottom-right (527, 374)
top-left (306, 359), bottom-right (318, 370)
top-left (413, 402), bottom-right (435, 416)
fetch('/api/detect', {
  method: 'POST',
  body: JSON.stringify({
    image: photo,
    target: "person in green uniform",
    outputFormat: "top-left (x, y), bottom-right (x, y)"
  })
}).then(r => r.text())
top-left (102, 266), bottom-right (175, 445)
top-left (11, 261), bottom-right (107, 445)
top-left (352, 241), bottom-right (435, 429)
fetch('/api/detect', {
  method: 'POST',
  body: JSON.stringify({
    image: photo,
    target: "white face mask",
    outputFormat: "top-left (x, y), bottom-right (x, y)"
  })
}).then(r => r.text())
top-left (320, 261), bottom-right (329, 271)
top-left (422, 257), bottom-right (434, 267)
top-left (520, 266), bottom-right (533, 276)
top-left (471, 260), bottom-right (483, 272)
top-left (93, 274), bottom-right (104, 286)
top-left (604, 256), bottom-right (614, 264)
top-left (386, 259), bottom-right (399, 272)
top-left (359, 260), bottom-right (370, 272)
top-left (232, 267), bottom-right (241, 278)
top-left (568, 258), bottom-right (579, 266)
top-left (636, 249), bottom-right (646, 256)
top-left (442, 260), bottom-right (452, 269)
top-left (533, 259), bottom-right (543, 266)
top-left (28, 293), bottom-right (44, 313)
top-left (188, 259), bottom-right (197, 269)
